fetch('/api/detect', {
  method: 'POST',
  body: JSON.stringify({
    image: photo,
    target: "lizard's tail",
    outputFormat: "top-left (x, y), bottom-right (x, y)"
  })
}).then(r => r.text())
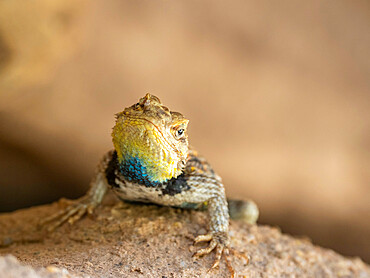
top-left (227, 199), bottom-right (259, 224)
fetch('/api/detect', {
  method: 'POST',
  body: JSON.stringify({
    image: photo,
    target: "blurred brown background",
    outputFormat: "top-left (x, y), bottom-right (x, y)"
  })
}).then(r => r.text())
top-left (0, 0), bottom-right (369, 263)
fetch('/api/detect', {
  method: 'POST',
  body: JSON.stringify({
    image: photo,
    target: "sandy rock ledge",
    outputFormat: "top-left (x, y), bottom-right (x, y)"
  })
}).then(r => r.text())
top-left (0, 193), bottom-right (369, 278)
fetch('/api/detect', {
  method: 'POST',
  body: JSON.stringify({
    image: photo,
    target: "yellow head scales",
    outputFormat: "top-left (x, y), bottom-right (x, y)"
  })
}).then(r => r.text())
top-left (112, 94), bottom-right (189, 183)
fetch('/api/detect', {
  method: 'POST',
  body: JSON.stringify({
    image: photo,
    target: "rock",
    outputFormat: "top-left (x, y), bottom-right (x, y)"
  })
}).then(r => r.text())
top-left (0, 255), bottom-right (79, 278)
top-left (0, 193), bottom-right (369, 277)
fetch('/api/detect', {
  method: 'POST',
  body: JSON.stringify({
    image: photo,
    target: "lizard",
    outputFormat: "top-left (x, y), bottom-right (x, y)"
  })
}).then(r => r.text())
top-left (41, 93), bottom-right (259, 276)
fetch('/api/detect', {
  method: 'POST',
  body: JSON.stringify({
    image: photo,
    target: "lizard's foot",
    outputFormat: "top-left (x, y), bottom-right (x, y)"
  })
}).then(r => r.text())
top-left (193, 232), bottom-right (249, 277)
top-left (39, 196), bottom-right (98, 232)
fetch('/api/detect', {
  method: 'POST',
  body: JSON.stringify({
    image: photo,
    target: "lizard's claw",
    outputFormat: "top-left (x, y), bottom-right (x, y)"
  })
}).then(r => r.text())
top-left (193, 232), bottom-right (249, 277)
top-left (39, 196), bottom-right (98, 232)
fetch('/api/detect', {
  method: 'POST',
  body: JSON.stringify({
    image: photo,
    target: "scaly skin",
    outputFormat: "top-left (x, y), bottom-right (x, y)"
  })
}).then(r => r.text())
top-left (41, 94), bottom-right (259, 276)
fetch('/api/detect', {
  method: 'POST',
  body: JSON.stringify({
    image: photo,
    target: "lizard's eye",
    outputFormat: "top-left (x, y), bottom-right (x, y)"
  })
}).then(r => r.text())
top-left (174, 128), bottom-right (185, 139)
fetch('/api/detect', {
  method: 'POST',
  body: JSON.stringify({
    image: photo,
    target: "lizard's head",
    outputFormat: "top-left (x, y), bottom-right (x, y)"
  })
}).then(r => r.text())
top-left (112, 94), bottom-right (189, 184)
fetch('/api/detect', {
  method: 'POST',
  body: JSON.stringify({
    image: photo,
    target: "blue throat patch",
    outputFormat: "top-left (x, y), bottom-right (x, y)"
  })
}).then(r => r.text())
top-left (107, 151), bottom-right (192, 197)
top-left (118, 156), bottom-right (160, 187)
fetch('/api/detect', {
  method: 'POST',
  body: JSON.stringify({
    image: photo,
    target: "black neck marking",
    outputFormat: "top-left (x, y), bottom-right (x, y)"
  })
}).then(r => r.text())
top-left (105, 151), bottom-right (119, 188)
top-left (161, 173), bottom-right (190, 196)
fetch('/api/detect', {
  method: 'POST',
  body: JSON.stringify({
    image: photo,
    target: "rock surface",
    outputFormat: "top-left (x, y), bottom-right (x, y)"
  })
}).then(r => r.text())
top-left (0, 255), bottom-right (78, 278)
top-left (0, 193), bottom-right (369, 278)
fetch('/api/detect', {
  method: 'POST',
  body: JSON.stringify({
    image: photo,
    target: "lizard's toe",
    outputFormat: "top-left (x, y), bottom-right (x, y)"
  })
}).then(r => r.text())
top-left (207, 246), bottom-right (237, 278)
top-left (208, 244), bottom-right (223, 270)
top-left (39, 197), bottom-right (97, 232)
top-left (192, 232), bottom-right (248, 277)
top-left (193, 238), bottom-right (217, 257)
top-left (193, 233), bottom-right (213, 245)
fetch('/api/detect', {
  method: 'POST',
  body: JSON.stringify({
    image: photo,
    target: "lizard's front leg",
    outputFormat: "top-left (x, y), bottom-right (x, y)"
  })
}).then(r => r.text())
top-left (190, 184), bottom-right (248, 276)
top-left (39, 151), bottom-right (113, 231)
top-left (193, 192), bottom-right (229, 264)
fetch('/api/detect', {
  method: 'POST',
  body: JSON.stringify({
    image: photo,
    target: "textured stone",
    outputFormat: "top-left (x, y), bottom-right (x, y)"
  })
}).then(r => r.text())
top-left (0, 193), bottom-right (369, 277)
